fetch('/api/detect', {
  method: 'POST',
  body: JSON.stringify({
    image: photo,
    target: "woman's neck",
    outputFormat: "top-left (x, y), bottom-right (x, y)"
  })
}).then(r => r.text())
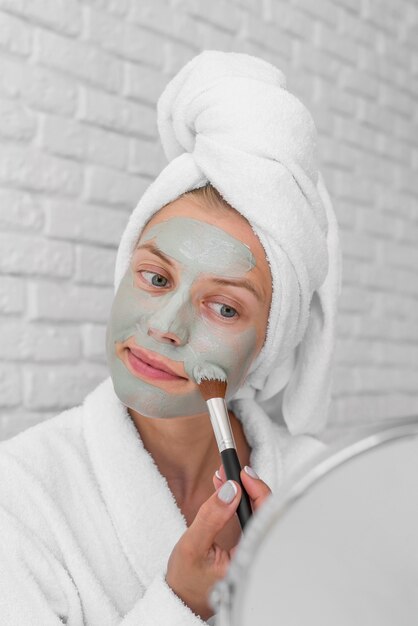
top-left (128, 406), bottom-right (252, 505)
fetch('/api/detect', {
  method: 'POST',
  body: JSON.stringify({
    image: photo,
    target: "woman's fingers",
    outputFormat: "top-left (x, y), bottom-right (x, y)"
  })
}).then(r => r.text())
top-left (212, 467), bottom-right (224, 489)
top-left (187, 481), bottom-right (242, 555)
top-left (166, 485), bottom-right (243, 622)
top-left (213, 464), bottom-right (272, 513)
top-left (239, 466), bottom-right (272, 512)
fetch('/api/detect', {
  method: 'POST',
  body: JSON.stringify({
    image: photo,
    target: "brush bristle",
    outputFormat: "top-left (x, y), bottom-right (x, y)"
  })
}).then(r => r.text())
top-left (192, 363), bottom-right (228, 400)
top-left (197, 377), bottom-right (227, 401)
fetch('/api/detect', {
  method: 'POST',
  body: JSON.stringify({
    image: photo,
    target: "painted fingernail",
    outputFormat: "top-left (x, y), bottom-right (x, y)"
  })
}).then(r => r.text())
top-left (215, 469), bottom-right (222, 480)
top-left (244, 465), bottom-right (259, 479)
top-left (217, 480), bottom-right (237, 503)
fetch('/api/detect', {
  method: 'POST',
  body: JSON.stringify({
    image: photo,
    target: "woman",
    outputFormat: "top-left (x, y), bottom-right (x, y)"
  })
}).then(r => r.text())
top-left (0, 51), bottom-right (341, 625)
top-left (111, 186), bottom-right (278, 621)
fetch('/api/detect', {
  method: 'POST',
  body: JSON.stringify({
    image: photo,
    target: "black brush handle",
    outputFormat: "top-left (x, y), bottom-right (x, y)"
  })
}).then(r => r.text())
top-left (220, 447), bottom-right (252, 530)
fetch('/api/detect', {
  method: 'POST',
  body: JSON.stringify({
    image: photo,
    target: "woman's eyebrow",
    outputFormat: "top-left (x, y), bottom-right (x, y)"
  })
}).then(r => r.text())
top-left (136, 242), bottom-right (262, 299)
top-left (210, 277), bottom-right (263, 300)
top-left (136, 242), bottom-right (175, 267)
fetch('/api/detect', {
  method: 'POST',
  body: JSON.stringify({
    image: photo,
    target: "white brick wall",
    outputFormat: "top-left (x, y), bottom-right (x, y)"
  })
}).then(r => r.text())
top-left (0, 0), bottom-right (417, 442)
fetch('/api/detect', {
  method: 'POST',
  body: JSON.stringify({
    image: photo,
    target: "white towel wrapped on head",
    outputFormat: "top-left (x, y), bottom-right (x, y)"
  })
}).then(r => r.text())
top-left (115, 50), bottom-right (342, 436)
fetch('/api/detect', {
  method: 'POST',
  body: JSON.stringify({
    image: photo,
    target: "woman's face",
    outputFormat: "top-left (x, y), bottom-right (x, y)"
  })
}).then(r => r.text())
top-left (106, 195), bottom-right (272, 418)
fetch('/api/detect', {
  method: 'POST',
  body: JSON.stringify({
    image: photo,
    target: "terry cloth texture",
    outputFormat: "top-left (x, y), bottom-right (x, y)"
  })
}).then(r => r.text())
top-left (0, 377), bottom-right (326, 625)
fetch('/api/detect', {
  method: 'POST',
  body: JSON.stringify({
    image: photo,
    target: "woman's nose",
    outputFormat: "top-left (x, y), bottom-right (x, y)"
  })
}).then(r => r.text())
top-left (146, 292), bottom-right (191, 346)
top-left (147, 327), bottom-right (185, 346)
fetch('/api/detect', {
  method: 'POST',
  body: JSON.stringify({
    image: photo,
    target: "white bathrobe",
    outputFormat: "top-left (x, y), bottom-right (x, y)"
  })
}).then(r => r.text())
top-left (0, 376), bottom-right (326, 625)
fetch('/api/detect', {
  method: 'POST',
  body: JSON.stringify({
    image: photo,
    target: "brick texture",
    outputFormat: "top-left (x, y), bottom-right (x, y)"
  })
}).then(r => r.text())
top-left (0, 0), bottom-right (417, 442)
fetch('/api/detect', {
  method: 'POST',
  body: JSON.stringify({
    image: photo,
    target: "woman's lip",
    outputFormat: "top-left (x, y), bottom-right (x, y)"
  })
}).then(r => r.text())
top-left (126, 348), bottom-right (187, 382)
top-left (128, 345), bottom-right (187, 378)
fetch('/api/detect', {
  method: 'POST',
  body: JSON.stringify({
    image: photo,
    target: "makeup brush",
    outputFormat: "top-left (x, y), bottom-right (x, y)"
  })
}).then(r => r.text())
top-left (193, 364), bottom-right (253, 531)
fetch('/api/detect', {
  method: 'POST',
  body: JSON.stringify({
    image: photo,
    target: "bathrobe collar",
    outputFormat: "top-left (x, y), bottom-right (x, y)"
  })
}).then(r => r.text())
top-left (83, 377), bottom-right (284, 586)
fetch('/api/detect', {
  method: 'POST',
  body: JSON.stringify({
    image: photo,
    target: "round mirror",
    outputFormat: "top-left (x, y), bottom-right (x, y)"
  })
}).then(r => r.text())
top-left (211, 417), bottom-right (418, 626)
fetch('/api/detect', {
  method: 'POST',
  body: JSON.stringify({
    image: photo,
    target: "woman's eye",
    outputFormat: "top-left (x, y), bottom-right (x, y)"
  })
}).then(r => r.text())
top-left (140, 271), bottom-right (170, 288)
top-left (209, 302), bottom-right (238, 319)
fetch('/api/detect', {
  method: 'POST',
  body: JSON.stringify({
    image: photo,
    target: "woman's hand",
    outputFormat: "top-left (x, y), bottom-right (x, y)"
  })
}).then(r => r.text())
top-left (165, 464), bottom-right (272, 621)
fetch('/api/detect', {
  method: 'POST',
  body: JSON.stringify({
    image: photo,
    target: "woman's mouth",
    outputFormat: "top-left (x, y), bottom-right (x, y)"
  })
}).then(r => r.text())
top-left (126, 348), bottom-right (187, 382)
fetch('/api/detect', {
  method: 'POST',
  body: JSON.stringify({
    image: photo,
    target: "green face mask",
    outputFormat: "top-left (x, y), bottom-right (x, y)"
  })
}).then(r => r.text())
top-left (106, 216), bottom-right (258, 418)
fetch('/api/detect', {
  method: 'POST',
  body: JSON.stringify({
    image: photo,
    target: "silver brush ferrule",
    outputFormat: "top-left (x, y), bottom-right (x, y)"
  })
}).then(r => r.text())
top-left (206, 397), bottom-right (236, 452)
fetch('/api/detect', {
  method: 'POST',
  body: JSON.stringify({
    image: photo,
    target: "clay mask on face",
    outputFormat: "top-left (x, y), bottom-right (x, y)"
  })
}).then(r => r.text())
top-left (106, 216), bottom-right (259, 418)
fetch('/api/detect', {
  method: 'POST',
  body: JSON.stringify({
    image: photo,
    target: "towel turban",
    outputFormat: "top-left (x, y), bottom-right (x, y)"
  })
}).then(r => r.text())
top-left (114, 50), bottom-right (342, 436)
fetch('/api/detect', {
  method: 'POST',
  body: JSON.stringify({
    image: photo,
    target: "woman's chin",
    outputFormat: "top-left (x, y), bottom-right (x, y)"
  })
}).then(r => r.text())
top-left (110, 371), bottom-right (209, 418)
